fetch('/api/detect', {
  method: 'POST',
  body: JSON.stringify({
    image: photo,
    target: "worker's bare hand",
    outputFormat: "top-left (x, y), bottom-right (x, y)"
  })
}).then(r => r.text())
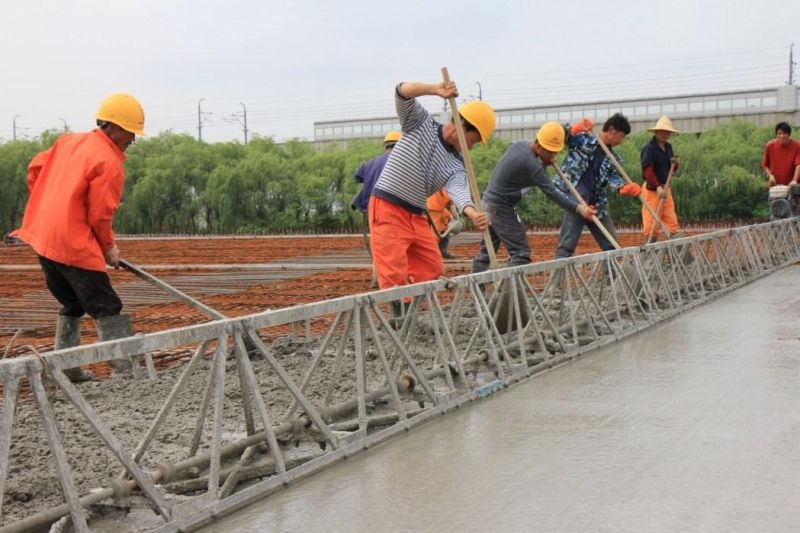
top-left (435, 81), bottom-right (458, 100)
top-left (103, 245), bottom-right (120, 269)
top-left (767, 176), bottom-right (776, 188)
top-left (463, 206), bottom-right (488, 231)
top-left (576, 204), bottom-right (597, 220)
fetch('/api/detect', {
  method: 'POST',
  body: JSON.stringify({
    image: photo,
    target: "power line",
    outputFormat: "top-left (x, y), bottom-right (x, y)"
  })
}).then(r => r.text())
top-left (5, 45), bottom-right (793, 143)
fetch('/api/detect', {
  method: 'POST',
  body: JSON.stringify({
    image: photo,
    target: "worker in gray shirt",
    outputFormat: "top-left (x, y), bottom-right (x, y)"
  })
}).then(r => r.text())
top-left (472, 121), bottom-right (596, 273)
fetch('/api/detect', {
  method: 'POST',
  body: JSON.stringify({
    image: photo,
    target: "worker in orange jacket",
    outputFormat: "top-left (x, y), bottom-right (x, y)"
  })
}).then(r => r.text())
top-left (12, 94), bottom-right (145, 382)
top-left (426, 189), bottom-right (459, 259)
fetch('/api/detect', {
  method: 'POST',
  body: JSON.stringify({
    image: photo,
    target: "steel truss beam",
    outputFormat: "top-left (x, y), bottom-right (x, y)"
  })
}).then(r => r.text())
top-left (1, 220), bottom-right (798, 532)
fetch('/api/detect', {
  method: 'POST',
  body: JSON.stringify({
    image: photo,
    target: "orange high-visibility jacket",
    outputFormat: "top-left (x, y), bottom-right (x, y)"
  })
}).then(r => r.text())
top-left (13, 129), bottom-right (126, 271)
top-left (426, 189), bottom-right (453, 235)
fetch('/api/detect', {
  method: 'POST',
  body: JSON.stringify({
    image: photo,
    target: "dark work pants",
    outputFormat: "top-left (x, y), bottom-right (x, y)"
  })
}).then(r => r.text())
top-left (554, 209), bottom-right (618, 259)
top-left (472, 202), bottom-right (531, 273)
top-left (38, 256), bottom-right (122, 318)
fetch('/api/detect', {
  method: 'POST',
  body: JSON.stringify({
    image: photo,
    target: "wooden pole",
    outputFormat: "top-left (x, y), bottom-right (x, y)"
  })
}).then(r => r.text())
top-left (441, 67), bottom-right (499, 269)
top-left (646, 163), bottom-right (676, 243)
top-left (552, 165), bottom-right (621, 250)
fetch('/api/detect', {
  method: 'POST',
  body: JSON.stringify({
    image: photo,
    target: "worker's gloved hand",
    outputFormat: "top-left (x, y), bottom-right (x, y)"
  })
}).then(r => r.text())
top-left (444, 218), bottom-right (465, 236)
top-left (657, 186), bottom-right (667, 199)
top-left (576, 204), bottom-right (597, 220)
top-left (463, 206), bottom-right (488, 232)
top-left (619, 183), bottom-right (642, 197)
top-left (103, 245), bottom-right (120, 269)
top-left (570, 118), bottom-right (595, 135)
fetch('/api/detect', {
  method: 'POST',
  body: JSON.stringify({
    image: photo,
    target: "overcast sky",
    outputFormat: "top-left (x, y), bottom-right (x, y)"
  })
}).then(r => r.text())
top-left (1, 0), bottom-right (798, 143)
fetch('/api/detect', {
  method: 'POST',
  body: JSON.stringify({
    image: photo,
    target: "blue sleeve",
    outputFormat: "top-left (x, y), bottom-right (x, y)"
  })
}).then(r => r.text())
top-left (564, 123), bottom-right (580, 149)
top-left (607, 152), bottom-right (625, 189)
top-left (640, 143), bottom-right (655, 169)
top-left (354, 163), bottom-right (367, 183)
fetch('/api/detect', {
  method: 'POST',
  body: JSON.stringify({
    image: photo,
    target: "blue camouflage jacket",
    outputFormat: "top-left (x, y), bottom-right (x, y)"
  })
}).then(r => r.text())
top-left (553, 126), bottom-right (625, 218)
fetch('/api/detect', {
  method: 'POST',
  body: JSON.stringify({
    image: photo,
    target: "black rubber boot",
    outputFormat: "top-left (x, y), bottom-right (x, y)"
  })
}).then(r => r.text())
top-left (439, 236), bottom-right (455, 259)
top-left (472, 259), bottom-right (490, 274)
top-left (97, 314), bottom-right (134, 374)
top-left (390, 301), bottom-right (405, 330)
top-left (55, 315), bottom-right (94, 383)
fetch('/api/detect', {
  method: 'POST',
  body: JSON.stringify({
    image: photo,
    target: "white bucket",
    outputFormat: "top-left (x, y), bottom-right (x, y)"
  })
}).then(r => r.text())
top-left (769, 185), bottom-right (790, 200)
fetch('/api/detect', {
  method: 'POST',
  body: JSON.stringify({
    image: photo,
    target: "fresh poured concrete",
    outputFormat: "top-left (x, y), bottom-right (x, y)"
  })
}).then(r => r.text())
top-left (201, 265), bottom-right (800, 533)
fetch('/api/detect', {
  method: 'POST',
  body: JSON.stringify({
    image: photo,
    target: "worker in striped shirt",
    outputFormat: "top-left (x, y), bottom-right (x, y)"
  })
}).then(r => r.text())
top-left (368, 80), bottom-right (494, 289)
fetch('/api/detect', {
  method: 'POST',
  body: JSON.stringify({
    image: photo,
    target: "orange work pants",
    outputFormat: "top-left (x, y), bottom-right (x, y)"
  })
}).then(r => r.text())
top-left (641, 187), bottom-right (679, 239)
top-left (368, 196), bottom-right (443, 289)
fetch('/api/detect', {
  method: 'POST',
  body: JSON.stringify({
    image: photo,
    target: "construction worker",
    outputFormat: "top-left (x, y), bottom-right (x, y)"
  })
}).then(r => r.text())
top-left (426, 189), bottom-right (460, 259)
top-left (762, 122), bottom-right (800, 187)
top-left (11, 94), bottom-right (145, 382)
top-left (352, 131), bottom-right (401, 287)
top-left (553, 113), bottom-right (641, 258)
top-left (351, 131), bottom-right (401, 214)
top-left (472, 121), bottom-right (597, 273)
top-left (641, 116), bottom-right (681, 242)
top-left (369, 79), bottom-right (491, 289)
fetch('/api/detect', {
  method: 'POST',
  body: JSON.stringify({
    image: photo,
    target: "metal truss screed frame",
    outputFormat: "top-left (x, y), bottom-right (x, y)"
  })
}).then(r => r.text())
top-left (1, 219), bottom-right (799, 532)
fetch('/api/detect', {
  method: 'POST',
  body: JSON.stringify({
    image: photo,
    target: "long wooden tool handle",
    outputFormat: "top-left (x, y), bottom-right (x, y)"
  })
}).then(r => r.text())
top-left (441, 67), bottom-right (498, 269)
top-left (592, 133), bottom-right (673, 239)
top-left (120, 259), bottom-right (226, 320)
top-left (553, 165), bottom-right (621, 250)
top-left (646, 163), bottom-right (676, 242)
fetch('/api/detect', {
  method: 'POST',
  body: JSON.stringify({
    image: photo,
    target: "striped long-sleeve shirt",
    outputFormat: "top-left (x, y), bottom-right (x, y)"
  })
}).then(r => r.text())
top-left (372, 85), bottom-right (474, 215)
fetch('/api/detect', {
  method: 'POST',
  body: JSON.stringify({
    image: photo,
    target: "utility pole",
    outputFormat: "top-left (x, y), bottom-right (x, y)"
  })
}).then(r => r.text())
top-left (789, 43), bottom-right (796, 85)
top-left (476, 81), bottom-right (482, 101)
top-left (197, 98), bottom-right (206, 142)
top-left (59, 118), bottom-right (69, 132)
top-left (238, 102), bottom-right (249, 144)
top-left (12, 115), bottom-right (20, 141)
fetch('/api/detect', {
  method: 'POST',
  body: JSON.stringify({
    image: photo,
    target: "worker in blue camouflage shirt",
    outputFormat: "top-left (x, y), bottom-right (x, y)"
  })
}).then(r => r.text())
top-left (553, 113), bottom-right (641, 258)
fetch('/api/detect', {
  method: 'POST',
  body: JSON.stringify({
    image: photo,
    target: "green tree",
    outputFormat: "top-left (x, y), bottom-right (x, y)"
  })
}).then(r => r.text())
top-left (0, 120), bottom-right (783, 235)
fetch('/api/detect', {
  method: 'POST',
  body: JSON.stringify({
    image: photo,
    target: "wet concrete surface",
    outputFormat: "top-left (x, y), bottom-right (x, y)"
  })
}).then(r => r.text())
top-left (201, 265), bottom-right (800, 533)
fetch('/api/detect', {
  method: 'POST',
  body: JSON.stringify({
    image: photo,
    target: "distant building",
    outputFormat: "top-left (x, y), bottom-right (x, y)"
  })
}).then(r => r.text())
top-left (314, 85), bottom-right (799, 146)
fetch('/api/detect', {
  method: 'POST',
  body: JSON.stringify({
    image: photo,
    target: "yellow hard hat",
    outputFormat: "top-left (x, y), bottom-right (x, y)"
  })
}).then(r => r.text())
top-left (458, 100), bottom-right (495, 144)
top-left (536, 121), bottom-right (565, 152)
top-left (96, 94), bottom-right (145, 136)
top-left (384, 130), bottom-right (402, 144)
